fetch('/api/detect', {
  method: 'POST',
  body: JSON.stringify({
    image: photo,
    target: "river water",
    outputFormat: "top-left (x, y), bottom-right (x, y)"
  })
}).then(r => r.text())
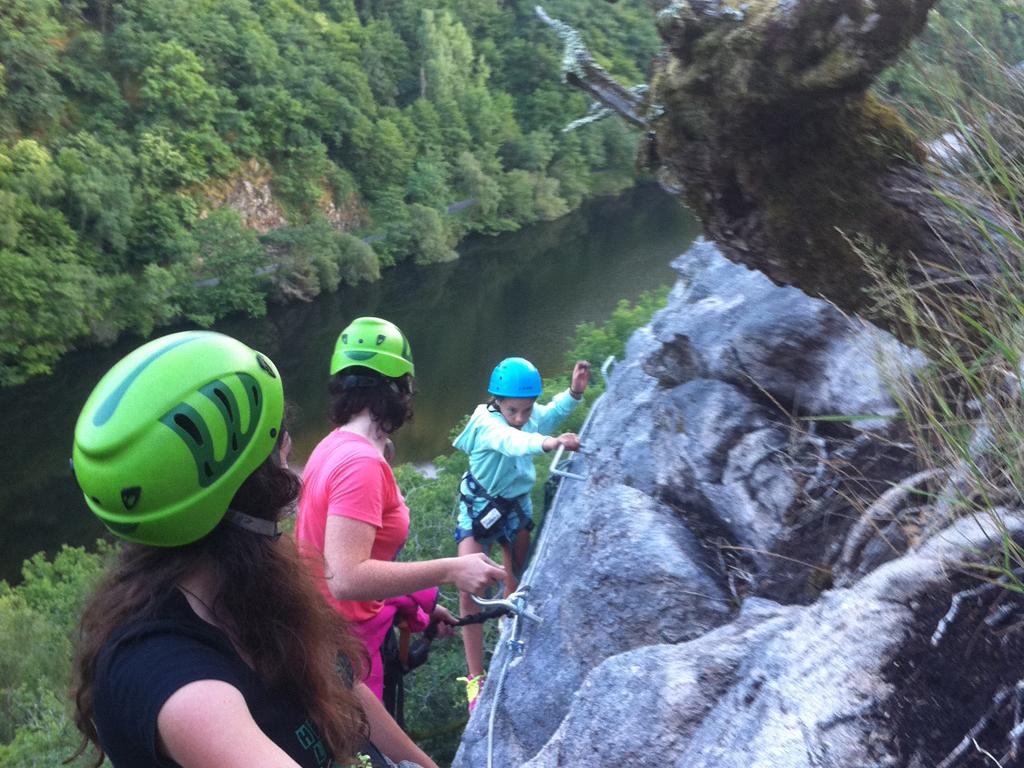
top-left (0, 185), bottom-right (700, 583)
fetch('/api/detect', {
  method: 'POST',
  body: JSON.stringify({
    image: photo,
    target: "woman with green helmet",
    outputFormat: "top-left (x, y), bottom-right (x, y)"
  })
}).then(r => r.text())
top-left (296, 317), bottom-right (504, 704)
top-left (69, 330), bottom-right (438, 768)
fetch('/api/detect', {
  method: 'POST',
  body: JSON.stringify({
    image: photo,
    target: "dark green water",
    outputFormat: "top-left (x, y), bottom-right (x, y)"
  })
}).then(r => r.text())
top-left (0, 185), bottom-right (699, 583)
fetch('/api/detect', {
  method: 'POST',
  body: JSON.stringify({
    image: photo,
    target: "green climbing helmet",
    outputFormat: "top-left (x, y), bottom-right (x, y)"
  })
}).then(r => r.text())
top-left (330, 316), bottom-right (414, 379)
top-left (72, 331), bottom-right (285, 547)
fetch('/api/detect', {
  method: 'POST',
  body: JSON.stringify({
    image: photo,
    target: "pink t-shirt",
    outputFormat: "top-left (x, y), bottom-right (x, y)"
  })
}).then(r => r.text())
top-left (296, 430), bottom-right (410, 624)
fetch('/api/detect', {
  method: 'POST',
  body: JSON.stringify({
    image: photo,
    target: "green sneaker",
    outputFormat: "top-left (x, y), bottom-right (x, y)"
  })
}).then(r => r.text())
top-left (457, 673), bottom-right (486, 713)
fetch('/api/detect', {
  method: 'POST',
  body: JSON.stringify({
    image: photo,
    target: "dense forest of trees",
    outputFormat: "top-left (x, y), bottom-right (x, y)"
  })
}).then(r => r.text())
top-left (0, 0), bottom-right (661, 385)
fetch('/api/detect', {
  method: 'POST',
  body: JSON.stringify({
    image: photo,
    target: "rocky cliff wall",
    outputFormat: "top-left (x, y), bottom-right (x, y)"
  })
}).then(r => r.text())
top-left (453, 240), bottom-right (1024, 768)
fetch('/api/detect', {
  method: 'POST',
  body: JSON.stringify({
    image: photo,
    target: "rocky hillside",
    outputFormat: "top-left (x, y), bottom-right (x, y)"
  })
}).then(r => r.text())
top-left (453, 240), bottom-right (1024, 768)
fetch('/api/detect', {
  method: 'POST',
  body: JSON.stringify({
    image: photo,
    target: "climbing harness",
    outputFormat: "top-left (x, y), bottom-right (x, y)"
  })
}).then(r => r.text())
top-left (380, 624), bottom-right (406, 726)
top-left (458, 472), bottom-right (529, 544)
top-left (380, 604), bottom-right (514, 724)
top-left (475, 356), bottom-right (616, 768)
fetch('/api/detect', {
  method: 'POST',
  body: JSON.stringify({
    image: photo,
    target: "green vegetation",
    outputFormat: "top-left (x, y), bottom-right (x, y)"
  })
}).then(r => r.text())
top-left (0, 288), bottom-right (668, 767)
top-left (0, 0), bottom-right (660, 385)
top-left (882, 2), bottom-right (1024, 120)
top-left (0, 545), bottom-right (111, 766)
top-left (861, 6), bottom-right (1024, 582)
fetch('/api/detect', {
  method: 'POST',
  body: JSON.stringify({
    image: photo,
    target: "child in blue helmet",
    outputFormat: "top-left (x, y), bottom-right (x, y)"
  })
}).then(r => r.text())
top-left (451, 356), bottom-right (590, 710)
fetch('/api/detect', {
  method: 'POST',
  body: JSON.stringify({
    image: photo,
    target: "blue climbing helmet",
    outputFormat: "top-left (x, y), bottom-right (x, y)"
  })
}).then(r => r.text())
top-left (72, 331), bottom-right (285, 547)
top-left (488, 357), bottom-right (542, 398)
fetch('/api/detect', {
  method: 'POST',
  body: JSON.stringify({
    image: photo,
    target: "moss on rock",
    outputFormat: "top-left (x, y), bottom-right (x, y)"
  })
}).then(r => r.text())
top-left (647, 0), bottom-right (947, 310)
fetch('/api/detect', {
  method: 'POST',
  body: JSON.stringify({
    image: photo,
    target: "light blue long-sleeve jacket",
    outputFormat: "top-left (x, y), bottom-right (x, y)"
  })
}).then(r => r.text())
top-left (452, 389), bottom-right (580, 504)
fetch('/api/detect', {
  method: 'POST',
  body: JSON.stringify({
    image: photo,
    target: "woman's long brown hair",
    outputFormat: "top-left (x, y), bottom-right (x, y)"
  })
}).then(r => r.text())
top-left (328, 368), bottom-right (414, 434)
top-left (69, 457), bottom-right (369, 766)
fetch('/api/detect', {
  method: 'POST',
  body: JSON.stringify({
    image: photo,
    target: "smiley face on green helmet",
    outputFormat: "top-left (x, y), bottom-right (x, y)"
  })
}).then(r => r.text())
top-left (72, 331), bottom-right (285, 547)
top-left (330, 317), bottom-right (414, 379)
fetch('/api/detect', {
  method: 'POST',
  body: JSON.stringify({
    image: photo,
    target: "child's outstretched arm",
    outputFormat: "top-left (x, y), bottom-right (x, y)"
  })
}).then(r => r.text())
top-left (476, 416), bottom-right (551, 456)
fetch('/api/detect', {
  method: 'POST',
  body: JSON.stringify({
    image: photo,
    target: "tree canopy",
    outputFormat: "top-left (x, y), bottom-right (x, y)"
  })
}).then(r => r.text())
top-left (0, 0), bottom-right (661, 384)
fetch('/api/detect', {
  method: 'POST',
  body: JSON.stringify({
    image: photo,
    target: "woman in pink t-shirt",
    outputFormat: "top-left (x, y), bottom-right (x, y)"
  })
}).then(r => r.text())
top-left (296, 317), bottom-right (503, 700)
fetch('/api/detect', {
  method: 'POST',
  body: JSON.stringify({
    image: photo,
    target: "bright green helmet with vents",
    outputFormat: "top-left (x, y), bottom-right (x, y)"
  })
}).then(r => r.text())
top-left (72, 331), bottom-right (284, 547)
top-left (330, 316), bottom-right (414, 379)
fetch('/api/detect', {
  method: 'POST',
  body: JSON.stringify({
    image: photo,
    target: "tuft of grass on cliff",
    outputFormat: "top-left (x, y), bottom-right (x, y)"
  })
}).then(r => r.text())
top-left (867, 28), bottom-right (1024, 585)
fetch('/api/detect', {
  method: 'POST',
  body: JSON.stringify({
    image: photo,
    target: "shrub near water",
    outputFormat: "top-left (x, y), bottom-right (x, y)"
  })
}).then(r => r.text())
top-left (0, 289), bottom-right (668, 767)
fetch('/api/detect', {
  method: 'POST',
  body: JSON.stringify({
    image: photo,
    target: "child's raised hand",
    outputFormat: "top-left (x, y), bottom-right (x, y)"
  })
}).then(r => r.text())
top-left (570, 360), bottom-right (591, 398)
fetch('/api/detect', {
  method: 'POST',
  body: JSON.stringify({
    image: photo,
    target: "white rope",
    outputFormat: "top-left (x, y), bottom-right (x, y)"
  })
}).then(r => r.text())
top-left (484, 637), bottom-right (513, 768)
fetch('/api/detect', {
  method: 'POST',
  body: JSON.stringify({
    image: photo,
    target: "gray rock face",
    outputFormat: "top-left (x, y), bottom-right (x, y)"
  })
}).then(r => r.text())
top-left (455, 481), bottom-right (734, 766)
top-left (643, 240), bottom-right (923, 427)
top-left (452, 240), bottom-right (1024, 768)
top-left (522, 515), bottom-right (1024, 768)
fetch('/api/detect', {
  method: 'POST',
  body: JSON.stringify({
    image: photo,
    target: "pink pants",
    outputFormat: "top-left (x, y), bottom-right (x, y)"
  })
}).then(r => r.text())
top-left (349, 588), bottom-right (437, 699)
